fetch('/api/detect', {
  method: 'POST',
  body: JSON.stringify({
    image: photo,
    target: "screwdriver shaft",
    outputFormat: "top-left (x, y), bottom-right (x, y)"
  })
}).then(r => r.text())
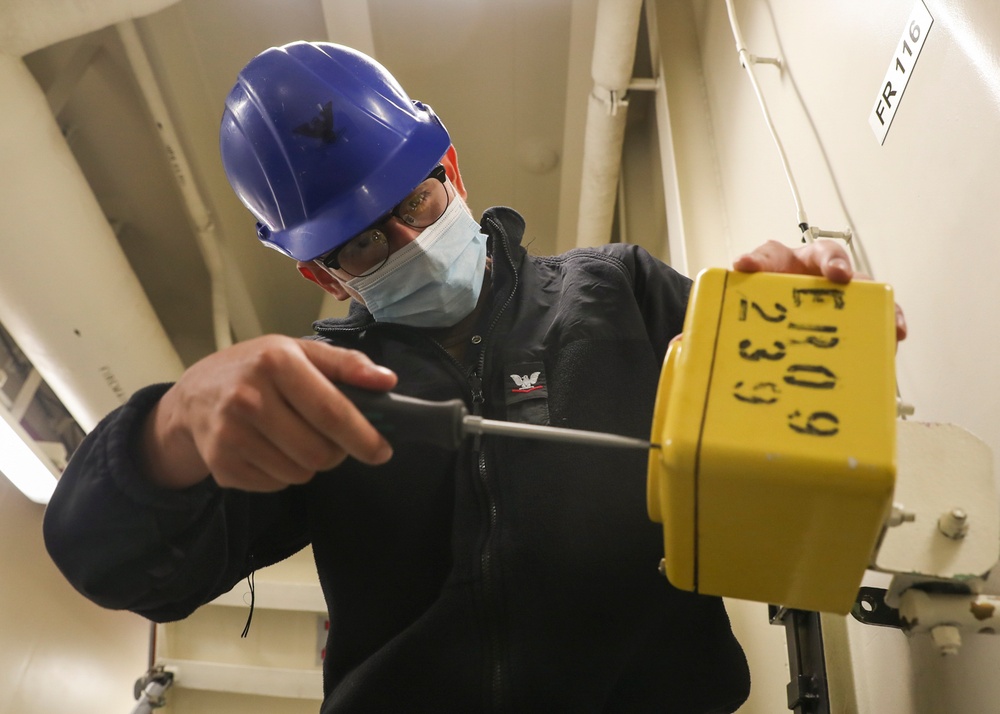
top-left (339, 384), bottom-right (659, 452)
top-left (463, 415), bottom-right (657, 451)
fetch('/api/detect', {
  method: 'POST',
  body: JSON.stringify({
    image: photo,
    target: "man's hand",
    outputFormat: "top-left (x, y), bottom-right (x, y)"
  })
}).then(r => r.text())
top-left (734, 239), bottom-right (907, 342)
top-left (141, 336), bottom-right (397, 492)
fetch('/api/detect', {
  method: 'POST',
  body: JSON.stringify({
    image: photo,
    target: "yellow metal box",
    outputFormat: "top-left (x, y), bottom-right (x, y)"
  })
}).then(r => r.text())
top-left (647, 268), bottom-right (897, 614)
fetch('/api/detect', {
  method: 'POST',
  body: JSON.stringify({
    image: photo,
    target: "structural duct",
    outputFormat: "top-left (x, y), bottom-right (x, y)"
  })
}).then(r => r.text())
top-left (0, 0), bottom-right (186, 432)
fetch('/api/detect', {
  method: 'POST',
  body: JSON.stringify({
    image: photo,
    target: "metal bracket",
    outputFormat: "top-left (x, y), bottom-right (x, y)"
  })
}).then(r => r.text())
top-left (132, 665), bottom-right (174, 710)
top-left (851, 587), bottom-right (902, 629)
top-left (770, 606), bottom-right (830, 714)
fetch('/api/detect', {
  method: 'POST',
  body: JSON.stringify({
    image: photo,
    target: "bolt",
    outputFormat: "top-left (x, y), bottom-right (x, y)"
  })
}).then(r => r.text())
top-left (887, 502), bottom-right (916, 527)
top-left (938, 508), bottom-right (970, 540)
top-left (930, 625), bottom-right (962, 656)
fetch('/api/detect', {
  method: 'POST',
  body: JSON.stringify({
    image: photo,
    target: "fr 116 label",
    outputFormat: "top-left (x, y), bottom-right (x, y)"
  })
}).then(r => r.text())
top-left (869, 0), bottom-right (933, 145)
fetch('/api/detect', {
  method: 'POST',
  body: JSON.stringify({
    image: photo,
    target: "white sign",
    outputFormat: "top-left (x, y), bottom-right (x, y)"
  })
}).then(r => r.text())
top-left (869, 0), bottom-right (933, 145)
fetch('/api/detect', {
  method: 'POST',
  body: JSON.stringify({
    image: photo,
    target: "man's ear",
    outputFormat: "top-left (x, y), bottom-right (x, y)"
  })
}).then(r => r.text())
top-left (440, 145), bottom-right (468, 201)
top-left (296, 261), bottom-right (351, 301)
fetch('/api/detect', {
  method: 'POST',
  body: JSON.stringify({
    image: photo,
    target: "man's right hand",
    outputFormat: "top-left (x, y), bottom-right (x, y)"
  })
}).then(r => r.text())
top-left (140, 335), bottom-right (397, 492)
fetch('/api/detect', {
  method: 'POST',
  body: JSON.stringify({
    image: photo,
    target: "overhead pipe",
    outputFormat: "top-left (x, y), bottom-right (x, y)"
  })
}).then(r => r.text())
top-left (576, 0), bottom-right (644, 248)
top-left (116, 20), bottom-right (233, 351)
top-left (0, 0), bottom-right (185, 432)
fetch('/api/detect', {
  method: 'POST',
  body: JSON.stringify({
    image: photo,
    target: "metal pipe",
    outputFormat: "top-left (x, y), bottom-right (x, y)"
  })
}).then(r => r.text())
top-left (575, 0), bottom-right (644, 248)
top-left (116, 20), bottom-right (233, 351)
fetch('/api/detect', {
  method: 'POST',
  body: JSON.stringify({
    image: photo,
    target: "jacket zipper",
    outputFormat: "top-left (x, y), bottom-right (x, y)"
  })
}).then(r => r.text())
top-left (314, 215), bottom-right (520, 710)
top-left (474, 217), bottom-right (518, 712)
top-left (469, 371), bottom-right (503, 708)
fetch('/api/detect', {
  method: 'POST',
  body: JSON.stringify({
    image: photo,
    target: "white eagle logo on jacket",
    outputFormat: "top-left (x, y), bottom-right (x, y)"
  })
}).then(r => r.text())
top-left (510, 372), bottom-right (542, 392)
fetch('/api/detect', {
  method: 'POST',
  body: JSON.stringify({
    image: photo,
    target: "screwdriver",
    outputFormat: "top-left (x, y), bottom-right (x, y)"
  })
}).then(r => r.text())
top-left (339, 385), bottom-right (658, 452)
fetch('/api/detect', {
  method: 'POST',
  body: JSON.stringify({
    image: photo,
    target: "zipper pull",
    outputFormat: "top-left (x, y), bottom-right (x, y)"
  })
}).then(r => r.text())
top-left (469, 372), bottom-right (484, 450)
top-left (469, 372), bottom-right (484, 412)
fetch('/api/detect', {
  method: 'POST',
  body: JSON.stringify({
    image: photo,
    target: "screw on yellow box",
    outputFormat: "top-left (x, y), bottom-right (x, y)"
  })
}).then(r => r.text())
top-left (647, 268), bottom-right (897, 614)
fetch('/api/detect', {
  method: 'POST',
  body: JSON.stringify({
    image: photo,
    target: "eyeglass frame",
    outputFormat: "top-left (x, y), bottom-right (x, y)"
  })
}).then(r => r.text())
top-left (316, 165), bottom-right (450, 278)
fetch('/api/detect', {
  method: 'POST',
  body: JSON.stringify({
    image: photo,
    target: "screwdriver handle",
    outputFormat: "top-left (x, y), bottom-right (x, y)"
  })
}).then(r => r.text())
top-left (338, 385), bottom-right (468, 450)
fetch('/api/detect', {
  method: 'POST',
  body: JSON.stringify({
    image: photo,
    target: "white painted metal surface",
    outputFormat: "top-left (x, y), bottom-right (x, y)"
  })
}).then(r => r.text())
top-left (899, 589), bottom-right (1000, 656)
top-left (876, 421), bottom-right (997, 582)
top-left (0, 50), bottom-right (184, 432)
top-left (157, 659), bottom-right (323, 700)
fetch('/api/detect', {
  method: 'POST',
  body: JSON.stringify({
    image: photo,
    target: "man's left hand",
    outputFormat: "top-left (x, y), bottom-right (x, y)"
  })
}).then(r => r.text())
top-left (734, 239), bottom-right (907, 342)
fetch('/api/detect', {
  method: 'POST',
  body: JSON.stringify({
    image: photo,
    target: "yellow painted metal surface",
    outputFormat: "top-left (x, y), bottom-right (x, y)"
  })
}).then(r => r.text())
top-left (648, 268), bottom-right (897, 614)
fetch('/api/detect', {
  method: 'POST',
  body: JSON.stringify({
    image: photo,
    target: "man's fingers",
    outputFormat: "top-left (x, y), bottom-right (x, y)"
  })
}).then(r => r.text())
top-left (212, 450), bottom-right (318, 492)
top-left (734, 239), bottom-right (854, 283)
top-left (298, 339), bottom-right (398, 391)
top-left (193, 385), bottom-right (343, 488)
top-left (148, 335), bottom-right (400, 493)
top-left (271, 342), bottom-right (396, 466)
top-left (732, 240), bottom-right (795, 273)
top-left (795, 240), bottom-right (853, 283)
top-left (733, 241), bottom-right (906, 344)
top-left (247, 385), bottom-right (352, 474)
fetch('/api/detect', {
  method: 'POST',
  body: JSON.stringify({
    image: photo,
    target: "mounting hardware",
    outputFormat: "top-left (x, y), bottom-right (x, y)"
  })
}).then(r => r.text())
top-left (937, 508), bottom-right (970, 540)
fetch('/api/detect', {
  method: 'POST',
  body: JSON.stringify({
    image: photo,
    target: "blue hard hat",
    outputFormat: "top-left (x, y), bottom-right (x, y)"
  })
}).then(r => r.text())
top-left (219, 42), bottom-right (451, 262)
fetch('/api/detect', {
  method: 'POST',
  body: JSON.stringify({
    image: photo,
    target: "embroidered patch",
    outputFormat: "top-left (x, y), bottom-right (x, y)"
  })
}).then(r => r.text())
top-left (511, 372), bottom-right (542, 393)
top-left (504, 361), bottom-right (549, 424)
top-left (505, 362), bottom-right (547, 405)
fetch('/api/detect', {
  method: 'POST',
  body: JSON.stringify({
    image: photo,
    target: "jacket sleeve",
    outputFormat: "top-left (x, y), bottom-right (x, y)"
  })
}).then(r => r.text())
top-left (43, 383), bottom-right (310, 623)
top-left (603, 243), bottom-right (692, 362)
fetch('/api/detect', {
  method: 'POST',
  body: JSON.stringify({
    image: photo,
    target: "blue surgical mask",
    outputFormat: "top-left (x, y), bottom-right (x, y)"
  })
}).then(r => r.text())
top-left (344, 197), bottom-right (488, 327)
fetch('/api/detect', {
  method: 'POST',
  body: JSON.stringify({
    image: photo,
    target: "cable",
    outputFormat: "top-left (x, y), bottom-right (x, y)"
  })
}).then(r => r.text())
top-left (723, 0), bottom-right (872, 277)
top-left (724, 0), bottom-right (807, 232)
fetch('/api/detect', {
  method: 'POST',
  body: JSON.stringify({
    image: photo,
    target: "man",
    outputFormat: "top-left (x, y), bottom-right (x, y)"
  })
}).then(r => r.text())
top-left (44, 42), bottom-right (904, 712)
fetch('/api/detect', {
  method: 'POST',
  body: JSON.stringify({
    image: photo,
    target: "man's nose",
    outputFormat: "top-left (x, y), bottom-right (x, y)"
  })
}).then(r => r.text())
top-left (381, 219), bottom-right (422, 255)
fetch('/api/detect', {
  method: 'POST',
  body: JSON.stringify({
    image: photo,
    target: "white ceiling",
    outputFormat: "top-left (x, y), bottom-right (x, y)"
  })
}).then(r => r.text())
top-left (21, 0), bottom-right (591, 367)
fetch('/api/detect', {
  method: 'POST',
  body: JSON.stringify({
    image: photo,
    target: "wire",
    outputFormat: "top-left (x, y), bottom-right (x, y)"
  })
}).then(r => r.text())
top-left (241, 564), bottom-right (255, 638)
top-left (723, 0), bottom-right (875, 279)
top-left (724, 0), bottom-right (808, 232)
